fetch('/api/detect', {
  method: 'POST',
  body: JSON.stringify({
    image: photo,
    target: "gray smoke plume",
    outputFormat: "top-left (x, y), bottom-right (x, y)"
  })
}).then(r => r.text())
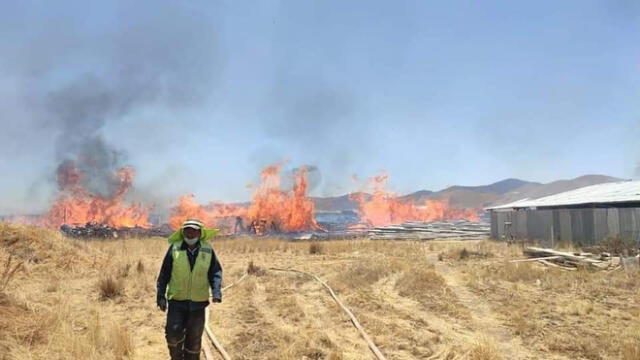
top-left (259, 80), bottom-right (363, 197)
top-left (3, 2), bottom-right (220, 204)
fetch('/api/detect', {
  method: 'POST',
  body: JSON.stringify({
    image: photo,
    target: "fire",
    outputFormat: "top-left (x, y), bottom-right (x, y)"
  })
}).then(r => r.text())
top-left (246, 163), bottom-right (323, 232)
top-left (45, 162), bottom-right (151, 228)
top-left (169, 162), bottom-right (323, 233)
top-left (168, 194), bottom-right (246, 230)
top-left (351, 173), bottom-right (479, 227)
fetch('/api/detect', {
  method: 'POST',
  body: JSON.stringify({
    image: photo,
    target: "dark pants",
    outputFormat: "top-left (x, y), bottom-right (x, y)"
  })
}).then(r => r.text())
top-left (165, 304), bottom-right (205, 360)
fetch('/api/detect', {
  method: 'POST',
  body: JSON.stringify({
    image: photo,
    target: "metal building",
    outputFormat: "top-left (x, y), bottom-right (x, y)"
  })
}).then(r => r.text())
top-left (486, 181), bottom-right (640, 245)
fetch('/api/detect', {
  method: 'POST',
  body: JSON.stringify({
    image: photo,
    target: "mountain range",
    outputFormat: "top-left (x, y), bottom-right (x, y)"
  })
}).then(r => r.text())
top-left (311, 175), bottom-right (624, 212)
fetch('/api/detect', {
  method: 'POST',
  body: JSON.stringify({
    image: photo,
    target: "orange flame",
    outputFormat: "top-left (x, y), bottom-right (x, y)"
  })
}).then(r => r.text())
top-left (169, 162), bottom-right (323, 233)
top-left (246, 163), bottom-right (323, 232)
top-left (45, 163), bottom-right (151, 228)
top-left (168, 194), bottom-right (246, 230)
top-left (351, 172), bottom-right (479, 227)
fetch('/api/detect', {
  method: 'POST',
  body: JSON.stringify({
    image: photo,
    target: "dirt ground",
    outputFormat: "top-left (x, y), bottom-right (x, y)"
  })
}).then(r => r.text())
top-left (1, 224), bottom-right (639, 359)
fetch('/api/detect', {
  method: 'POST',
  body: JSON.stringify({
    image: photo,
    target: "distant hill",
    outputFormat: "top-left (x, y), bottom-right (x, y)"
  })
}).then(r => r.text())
top-left (398, 190), bottom-right (434, 203)
top-left (396, 179), bottom-right (538, 209)
top-left (443, 178), bottom-right (538, 195)
top-left (311, 175), bottom-right (624, 212)
top-left (493, 175), bottom-right (623, 206)
top-left (312, 192), bottom-right (370, 212)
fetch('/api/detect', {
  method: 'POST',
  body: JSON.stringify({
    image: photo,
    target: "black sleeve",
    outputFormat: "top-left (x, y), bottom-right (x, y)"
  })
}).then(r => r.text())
top-left (156, 246), bottom-right (173, 299)
top-left (208, 249), bottom-right (223, 300)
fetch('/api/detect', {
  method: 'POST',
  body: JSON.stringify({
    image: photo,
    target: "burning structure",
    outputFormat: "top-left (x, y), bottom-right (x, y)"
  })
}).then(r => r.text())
top-left (168, 166), bottom-right (482, 238)
top-left (24, 159), bottom-right (484, 240)
top-left (46, 160), bottom-right (169, 238)
top-left (350, 173), bottom-right (479, 227)
top-left (14, 138), bottom-right (481, 240)
top-left (169, 163), bottom-right (323, 235)
top-left (47, 160), bottom-right (151, 229)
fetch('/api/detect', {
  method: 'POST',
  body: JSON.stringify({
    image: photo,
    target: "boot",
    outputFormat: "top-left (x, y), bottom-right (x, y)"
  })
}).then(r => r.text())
top-left (184, 347), bottom-right (200, 360)
top-left (167, 338), bottom-right (185, 360)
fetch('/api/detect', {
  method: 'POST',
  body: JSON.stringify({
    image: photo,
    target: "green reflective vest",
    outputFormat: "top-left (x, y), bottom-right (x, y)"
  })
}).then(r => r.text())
top-left (167, 242), bottom-right (213, 302)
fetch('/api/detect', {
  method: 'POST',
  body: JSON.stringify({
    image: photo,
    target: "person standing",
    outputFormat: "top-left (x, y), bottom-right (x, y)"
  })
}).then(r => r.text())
top-left (156, 219), bottom-right (222, 360)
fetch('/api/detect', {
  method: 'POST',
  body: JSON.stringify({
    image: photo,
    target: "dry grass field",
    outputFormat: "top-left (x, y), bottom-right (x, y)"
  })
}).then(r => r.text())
top-left (1, 223), bottom-right (639, 359)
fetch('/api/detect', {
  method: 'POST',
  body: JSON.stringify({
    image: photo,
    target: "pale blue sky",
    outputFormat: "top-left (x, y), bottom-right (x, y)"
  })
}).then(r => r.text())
top-left (1, 0), bottom-right (639, 213)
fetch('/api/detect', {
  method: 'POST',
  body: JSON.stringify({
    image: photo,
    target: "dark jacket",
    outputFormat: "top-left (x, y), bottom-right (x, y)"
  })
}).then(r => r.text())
top-left (156, 241), bottom-right (223, 311)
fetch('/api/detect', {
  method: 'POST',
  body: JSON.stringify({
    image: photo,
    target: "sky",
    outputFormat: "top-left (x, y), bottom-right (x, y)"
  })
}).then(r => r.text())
top-left (0, 0), bottom-right (639, 214)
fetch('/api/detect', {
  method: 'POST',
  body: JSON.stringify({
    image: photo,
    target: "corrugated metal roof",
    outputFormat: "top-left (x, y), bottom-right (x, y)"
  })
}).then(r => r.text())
top-left (486, 180), bottom-right (640, 210)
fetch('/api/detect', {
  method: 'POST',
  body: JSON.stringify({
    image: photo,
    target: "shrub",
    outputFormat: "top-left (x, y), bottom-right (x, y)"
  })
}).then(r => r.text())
top-left (598, 235), bottom-right (638, 256)
top-left (309, 242), bottom-right (324, 255)
top-left (98, 276), bottom-right (124, 300)
top-left (247, 261), bottom-right (266, 276)
top-left (469, 337), bottom-right (502, 360)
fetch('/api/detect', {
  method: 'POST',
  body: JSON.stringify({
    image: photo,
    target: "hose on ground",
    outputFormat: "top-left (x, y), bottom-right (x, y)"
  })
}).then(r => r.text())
top-left (203, 268), bottom-right (387, 360)
top-left (269, 267), bottom-right (387, 360)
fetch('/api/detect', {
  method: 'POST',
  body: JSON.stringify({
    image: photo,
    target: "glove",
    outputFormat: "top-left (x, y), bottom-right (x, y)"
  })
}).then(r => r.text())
top-left (157, 296), bottom-right (167, 312)
top-left (212, 297), bottom-right (222, 303)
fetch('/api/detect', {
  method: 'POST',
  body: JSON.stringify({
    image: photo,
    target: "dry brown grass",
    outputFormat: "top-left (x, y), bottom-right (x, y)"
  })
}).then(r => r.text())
top-left (396, 266), bottom-right (470, 319)
top-left (109, 322), bottom-right (134, 359)
top-left (460, 241), bottom-right (640, 359)
top-left (468, 337), bottom-right (503, 360)
top-left (98, 276), bottom-right (125, 300)
top-left (1, 255), bottom-right (23, 292)
top-left (1, 225), bottom-right (637, 359)
top-left (0, 224), bottom-right (164, 359)
top-left (309, 241), bottom-right (324, 255)
top-left (621, 324), bottom-right (640, 360)
top-left (334, 261), bottom-right (391, 291)
top-left (246, 260), bottom-right (267, 276)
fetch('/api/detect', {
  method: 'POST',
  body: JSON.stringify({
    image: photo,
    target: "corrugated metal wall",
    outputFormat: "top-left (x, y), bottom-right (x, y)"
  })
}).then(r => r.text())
top-left (490, 207), bottom-right (640, 244)
top-left (607, 208), bottom-right (620, 237)
top-left (494, 211), bottom-right (509, 240)
top-left (593, 209), bottom-right (608, 243)
top-left (526, 209), bottom-right (552, 240)
top-left (514, 210), bottom-right (527, 239)
top-left (619, 208), bottom-right (640, 243)
top-left (558, 209), bottom-right (572, 242)
top-left (490, 211), bottom-right (498, 239)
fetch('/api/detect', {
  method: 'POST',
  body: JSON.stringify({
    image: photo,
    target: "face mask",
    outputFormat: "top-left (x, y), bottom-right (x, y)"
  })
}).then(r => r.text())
top-left (184, 236), bottom-right (199, 246)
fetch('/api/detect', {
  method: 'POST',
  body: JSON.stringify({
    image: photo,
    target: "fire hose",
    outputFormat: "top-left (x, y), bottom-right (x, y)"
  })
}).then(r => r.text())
top-left (202, 268), bottom-right (387, 360)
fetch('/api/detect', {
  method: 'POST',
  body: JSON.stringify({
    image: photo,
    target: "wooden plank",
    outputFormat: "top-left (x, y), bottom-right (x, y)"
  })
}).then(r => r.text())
top-left (510, 256), bottom-right (562, 263)
top-left (524, 247), bottom-right (605, 266)
top-left (538, 259), bottom-right (577, 270)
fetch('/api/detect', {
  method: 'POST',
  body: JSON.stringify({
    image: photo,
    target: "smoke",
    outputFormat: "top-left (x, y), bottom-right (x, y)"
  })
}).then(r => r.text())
top-left (287, 165), bottom-right (322, 193)
top-left (265, 84), bottom-right (355, 145)
top-left (1, 2), bottom-right (220, 210)
top-left (259, 79), bottom-right (362, 196)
